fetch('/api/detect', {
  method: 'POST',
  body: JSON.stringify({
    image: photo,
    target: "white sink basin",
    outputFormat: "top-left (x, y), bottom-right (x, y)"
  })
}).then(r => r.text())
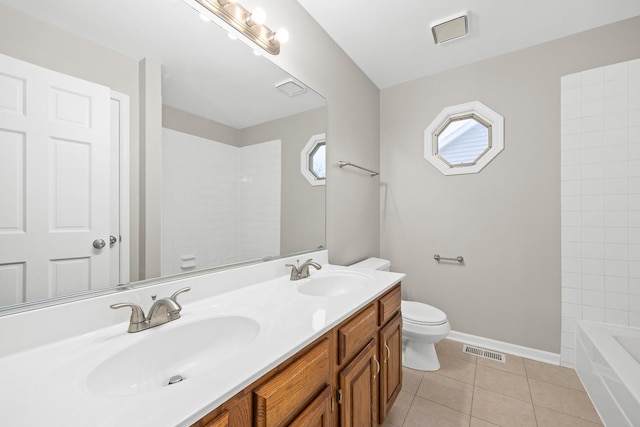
top-left (297, 271), bottom-right (373, 297)
top-left (87, 316), bottom-right (260, 397)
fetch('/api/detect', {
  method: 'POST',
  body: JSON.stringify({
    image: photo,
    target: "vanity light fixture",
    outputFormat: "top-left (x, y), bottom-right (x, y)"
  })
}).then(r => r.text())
top-left (189, 0), bottom-right (289, 55)
top-left (431, 12), bottom-right (469, 45)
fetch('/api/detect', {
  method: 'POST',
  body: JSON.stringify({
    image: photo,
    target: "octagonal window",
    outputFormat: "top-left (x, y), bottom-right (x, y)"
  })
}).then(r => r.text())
top-left (425, 101), bottom-right (504, 176)
top-left (435, 114), bottom-right (490, 167)
top-left (301, 133), bottom-right (326, 186)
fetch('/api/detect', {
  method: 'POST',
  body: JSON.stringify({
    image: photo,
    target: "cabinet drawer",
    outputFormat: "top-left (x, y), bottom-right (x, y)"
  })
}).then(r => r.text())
top-left (202, 410), bottom-right (229, 427)
top-left (254, 337), bottom-right (330, 427)
top-left (378, 284), bottom-right (401, 326)
top-left (337, 304), bottom-right (377, 365)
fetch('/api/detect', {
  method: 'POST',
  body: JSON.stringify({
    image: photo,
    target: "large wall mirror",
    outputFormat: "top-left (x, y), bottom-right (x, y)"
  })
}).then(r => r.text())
top-left (0, 0), bottom-right (326, 314)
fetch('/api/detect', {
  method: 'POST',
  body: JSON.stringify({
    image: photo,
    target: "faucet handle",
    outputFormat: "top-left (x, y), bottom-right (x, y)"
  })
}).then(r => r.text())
top-left (170, 286), bottom-right (191, 301)
top-left (110, 303), bottom-right (147, 332)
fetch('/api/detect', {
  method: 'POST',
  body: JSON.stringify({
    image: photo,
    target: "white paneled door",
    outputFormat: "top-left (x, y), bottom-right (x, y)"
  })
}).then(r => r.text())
top-left (0, 53), bottom-right (111, 306)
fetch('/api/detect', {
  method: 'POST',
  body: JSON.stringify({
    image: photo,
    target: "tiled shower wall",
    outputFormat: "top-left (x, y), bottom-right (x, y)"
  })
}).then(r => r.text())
top-left (560, 58), bottom-right (640, 366)
top-left (162, 128), bottom-right (280, 276)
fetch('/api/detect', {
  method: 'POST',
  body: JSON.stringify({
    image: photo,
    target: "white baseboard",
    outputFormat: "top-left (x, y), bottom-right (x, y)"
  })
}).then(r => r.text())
top-left (447, 330), bottom-right (561, 366)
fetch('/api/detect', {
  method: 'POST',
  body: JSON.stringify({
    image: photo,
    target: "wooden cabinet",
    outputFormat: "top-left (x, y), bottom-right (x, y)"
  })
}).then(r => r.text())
top-left (336, 285), bottom-right (402, 426)
top-left (254, 337), bottom-right (330, 427)
top-left (288, 385), bottom-right (332, 427)
top-left (192, 283), bottom-right (403, 427)
top-left (338, 339), bottom-right (378, 427)
top-left (379, 312), bottom-right (402, 421)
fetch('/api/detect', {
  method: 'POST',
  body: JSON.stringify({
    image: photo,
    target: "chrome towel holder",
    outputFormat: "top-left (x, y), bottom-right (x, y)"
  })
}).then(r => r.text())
top-left (337, 161), bottom-right (379, 177)
top-left (434, 254), bottom-right (464, 263)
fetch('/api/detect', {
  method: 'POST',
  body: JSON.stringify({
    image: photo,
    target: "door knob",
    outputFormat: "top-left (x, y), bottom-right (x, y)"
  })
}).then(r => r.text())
top-left (109, 235), bottom-right (118, 245)
top-left (93, 239), bottom-right (106, 249)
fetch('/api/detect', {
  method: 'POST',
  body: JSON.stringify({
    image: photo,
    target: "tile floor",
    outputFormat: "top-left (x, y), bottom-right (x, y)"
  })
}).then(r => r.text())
top-left (383, 340), bottom-right (603, 427)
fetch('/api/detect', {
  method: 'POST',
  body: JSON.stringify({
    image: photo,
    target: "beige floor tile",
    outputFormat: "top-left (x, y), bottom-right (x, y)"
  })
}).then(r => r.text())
top-left (470, 417), bottom-right (500, 427)
top-left (437, 339), bottom-right (478, 363)
top-left (417, 371), bottom-right (474, 414)
top-left (471, 387), bottom-right (536, 427)
top-left (477, 352), bottom-right (526, 376)
top-left (433, 353), bottom-right (477, 384)
top-left (528, 378), bottom-right (601, 424)
top-left (384, 390), bottom-right (414, 427)
top-left (524, 358), bottom-right (584, 391)
top-left (401, 367), bottom-right (424, 395)
top-left (475, 364), bottom-right (531, 402)
top-left (403, 396), bottom-right (470, 427)
top-left (534, 405), bottom-right (604, 427)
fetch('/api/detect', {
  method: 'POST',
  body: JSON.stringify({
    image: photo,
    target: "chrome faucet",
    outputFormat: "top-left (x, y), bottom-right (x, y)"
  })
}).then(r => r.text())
top-left (110, 287), bottom-right (191, 333)
top-left (286, 258), bottom-right (322, 280)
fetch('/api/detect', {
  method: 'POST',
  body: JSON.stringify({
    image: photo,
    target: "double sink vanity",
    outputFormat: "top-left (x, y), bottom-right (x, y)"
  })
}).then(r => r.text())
top-left (0, 250), bottom-right (405, 426)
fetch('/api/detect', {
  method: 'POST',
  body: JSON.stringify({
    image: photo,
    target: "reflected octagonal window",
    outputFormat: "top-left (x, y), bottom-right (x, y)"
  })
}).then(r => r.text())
top-left (301, 133), bottom-right (326, 186)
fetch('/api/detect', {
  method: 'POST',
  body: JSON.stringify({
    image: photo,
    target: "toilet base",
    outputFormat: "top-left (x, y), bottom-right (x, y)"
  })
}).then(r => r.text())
top-left (402, 339), bottom-right (441, 371)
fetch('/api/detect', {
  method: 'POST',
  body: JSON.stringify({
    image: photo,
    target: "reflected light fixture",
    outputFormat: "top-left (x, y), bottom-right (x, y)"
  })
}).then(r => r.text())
top-left (431, 12), bottom-right (469, 45)
top-left (189, 0), bottom-right (289, 55)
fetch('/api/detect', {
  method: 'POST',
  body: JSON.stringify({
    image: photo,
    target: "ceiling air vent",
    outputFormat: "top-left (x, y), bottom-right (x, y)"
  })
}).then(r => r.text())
top-left (275, 78), bottom-right (306, 96)
top-left (431, 12), bottom-right (469, 45)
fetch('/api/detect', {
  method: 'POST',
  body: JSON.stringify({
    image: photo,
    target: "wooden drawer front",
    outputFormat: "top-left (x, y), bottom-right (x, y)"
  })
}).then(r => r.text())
top-left (202, 410), bottom-right (229, 427)
top-left (378, 284), bottom-right (401, 326)
top-left (338, 304), bottom-right (377, 365)
top-left (288, 385), bottom-right (332, 427)
top-left (254, 337), bottom-right (330, 427)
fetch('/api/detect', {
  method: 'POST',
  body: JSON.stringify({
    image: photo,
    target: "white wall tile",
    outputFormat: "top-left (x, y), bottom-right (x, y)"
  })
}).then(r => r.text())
top-left (605, 309), bottom-right (628, 325)
top-left (606, 276), bottom-right (629, 293)
top-left (562, 60), bottom-right (636, 365)
top-left (583, 290), bottom-right (605, 307)
top-left (606, 292), bottom-right (629, 310)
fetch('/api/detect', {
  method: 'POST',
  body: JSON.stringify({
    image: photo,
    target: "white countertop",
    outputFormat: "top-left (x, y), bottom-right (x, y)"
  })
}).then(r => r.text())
top-left (0, 260), bottom-right (404, 426)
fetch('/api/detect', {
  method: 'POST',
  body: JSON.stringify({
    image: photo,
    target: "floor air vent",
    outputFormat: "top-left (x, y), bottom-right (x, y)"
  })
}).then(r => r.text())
top-left (462, 344), bottom-right (506, 363)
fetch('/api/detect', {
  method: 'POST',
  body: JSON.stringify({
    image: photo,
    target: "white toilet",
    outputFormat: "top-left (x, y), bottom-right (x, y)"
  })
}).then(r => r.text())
top-left (349, 257), bottom-right (451, 371)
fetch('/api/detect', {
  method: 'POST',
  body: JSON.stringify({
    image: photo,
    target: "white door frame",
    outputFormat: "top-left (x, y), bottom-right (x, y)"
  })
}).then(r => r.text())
top-left (110, 90), bottom-right (130, 285)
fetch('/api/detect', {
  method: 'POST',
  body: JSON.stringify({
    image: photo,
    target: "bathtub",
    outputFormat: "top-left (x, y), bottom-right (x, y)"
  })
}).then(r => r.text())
top-left (576, 321), bottom-right (640, 426)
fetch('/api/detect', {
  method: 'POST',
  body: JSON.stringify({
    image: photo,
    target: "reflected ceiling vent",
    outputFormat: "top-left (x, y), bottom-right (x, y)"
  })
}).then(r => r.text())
top-left (431, 12), bottom-right (469, 45)
top-left (275, 78), bottom-right (306, 96)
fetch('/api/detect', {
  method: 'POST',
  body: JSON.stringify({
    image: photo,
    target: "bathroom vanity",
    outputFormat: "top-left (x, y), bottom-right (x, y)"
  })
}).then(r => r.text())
top-left (192, 282), bottom-right (402, 427)
top-left (0, 251), bottom-right (405, 426)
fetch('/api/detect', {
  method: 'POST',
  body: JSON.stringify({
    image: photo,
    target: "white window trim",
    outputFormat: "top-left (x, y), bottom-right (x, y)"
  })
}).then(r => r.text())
top-left (424, 101), bottom-right (504, 175)
top-left (301, 133), bottom-right (326, 186)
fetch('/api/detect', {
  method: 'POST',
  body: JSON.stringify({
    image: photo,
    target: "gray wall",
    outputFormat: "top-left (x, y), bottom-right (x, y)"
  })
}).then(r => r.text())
top-left (267, 0), bottom-right (381, 265)
top-left (380, 16), bottom-right (640, 353)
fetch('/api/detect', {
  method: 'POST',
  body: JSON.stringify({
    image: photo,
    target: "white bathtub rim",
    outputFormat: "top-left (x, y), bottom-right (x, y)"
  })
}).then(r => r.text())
top-left (577, 320), bottom-right (640, 413)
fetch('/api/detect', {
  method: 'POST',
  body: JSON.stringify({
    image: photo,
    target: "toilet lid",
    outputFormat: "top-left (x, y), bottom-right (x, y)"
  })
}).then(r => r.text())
top-left (402, 300), bottom-right (447, 326)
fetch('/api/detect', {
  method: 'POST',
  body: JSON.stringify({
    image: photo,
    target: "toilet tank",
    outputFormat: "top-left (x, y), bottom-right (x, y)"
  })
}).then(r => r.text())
top-left (349, 257), bottom-right (391, 271)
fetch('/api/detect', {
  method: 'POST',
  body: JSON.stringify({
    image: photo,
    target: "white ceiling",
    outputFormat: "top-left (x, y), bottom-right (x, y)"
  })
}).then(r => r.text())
top-left (296, 0), bottom-right (640, 89)
top-left (0, 0), bottom-right (325, 129)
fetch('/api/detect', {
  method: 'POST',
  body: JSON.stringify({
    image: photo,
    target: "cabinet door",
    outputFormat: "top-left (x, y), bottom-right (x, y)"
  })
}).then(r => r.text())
top-left (288, 385), bottom-right (332, 427)
top-left (379, 312), bottom-right (402, 422)
top-left (338, 339), bottom-right (378, 427)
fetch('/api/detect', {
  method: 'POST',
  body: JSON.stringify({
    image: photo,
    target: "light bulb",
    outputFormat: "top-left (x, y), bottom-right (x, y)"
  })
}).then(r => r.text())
top-left (247, 7), bottom-right (267, 26)
top-left (272, 28), bottom-right (289, 44)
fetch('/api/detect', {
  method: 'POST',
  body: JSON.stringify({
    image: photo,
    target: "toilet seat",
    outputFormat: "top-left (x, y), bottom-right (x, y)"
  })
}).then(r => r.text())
top-left (402, 301), bottom-right (447, 326)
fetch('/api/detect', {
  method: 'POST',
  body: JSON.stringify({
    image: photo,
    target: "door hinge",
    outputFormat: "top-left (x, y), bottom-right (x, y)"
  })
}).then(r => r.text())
top-left (337, 387), bottom-right (342, 405)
